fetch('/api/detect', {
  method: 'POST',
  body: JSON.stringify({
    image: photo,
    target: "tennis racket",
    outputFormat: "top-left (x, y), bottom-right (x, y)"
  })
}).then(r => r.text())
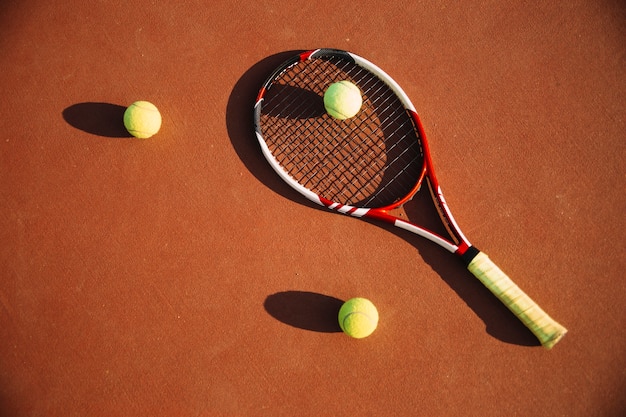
top-left (253, 49), bottom-right (567, 349)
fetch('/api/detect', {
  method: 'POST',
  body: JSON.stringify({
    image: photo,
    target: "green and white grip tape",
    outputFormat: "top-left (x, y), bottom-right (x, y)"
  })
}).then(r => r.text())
top-left (467, 252), bottom-right (567, 349)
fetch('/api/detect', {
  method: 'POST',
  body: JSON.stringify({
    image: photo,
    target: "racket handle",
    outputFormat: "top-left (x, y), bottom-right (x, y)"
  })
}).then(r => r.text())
top-left (467, 252), bottom-right (567, 349)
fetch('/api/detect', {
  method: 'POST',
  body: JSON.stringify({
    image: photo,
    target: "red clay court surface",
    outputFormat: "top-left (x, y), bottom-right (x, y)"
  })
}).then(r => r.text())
top-left (1, 2), bottom-right (625, 416)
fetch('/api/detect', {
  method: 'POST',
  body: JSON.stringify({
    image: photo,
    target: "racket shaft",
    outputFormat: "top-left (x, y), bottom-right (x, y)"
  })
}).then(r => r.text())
top-left (467, 252), bottom-right (567, 349)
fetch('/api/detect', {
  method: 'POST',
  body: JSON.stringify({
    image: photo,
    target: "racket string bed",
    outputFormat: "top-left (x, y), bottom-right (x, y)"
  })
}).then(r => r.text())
top-left (259, 56), bottom-right (423, 208)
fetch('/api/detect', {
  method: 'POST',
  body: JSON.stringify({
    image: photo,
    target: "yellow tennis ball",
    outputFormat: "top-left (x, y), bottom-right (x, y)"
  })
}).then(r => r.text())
top-left (123, 101), bottom-right (162, 138)
top-left (323, 81), bottom-right (362, 120)
top-left (338, 297), bottom-right (379, 338)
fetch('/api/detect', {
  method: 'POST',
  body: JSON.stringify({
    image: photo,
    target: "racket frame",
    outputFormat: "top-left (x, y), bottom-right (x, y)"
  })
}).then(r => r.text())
top-left (254, 49), bottom-right (471, 256)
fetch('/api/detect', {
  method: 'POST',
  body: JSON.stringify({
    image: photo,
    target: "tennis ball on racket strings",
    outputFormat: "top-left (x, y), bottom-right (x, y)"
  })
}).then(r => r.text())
top-left (323, 80), bottom-right (363, 120)
top-left (338, 297), bottom-right (379, 338)
top-left (123, 101), bottom-right (162, 138)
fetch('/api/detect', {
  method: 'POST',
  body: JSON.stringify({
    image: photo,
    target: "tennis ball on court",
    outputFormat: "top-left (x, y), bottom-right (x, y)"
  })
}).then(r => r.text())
top-left (338, 297), bottom-right (379, 338)
top-left (323, 81), bottom-right (362, 120)
top-left (123, 101), bottom-right (162, 138)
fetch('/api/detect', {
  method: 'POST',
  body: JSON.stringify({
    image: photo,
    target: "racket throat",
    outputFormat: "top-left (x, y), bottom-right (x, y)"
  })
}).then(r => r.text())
top-left (425, 178), bottom-right (471, 248)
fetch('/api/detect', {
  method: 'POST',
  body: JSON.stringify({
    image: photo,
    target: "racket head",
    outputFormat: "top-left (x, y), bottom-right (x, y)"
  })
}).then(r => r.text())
top-left (254, 49), bottom-right (432, 212)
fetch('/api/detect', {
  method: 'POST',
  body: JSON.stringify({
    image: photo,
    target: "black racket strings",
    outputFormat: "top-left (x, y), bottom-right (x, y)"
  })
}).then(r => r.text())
top-left (260, 55), bottom-right (424, 208)
top-left (264, 57), bottom-right (421, 202)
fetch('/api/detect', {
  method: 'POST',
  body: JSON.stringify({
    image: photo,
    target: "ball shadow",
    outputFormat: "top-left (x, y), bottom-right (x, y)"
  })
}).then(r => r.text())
top-left (227, 51), bottom-right (539, 347)
top-left (63, 102), bottom-right (132, 138)
top-left (264, 291), bottom-right (343, 333)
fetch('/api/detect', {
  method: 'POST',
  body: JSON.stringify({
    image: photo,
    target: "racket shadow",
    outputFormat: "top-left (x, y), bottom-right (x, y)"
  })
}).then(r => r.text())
top-left (227, 53), bottom-right (539, 347)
